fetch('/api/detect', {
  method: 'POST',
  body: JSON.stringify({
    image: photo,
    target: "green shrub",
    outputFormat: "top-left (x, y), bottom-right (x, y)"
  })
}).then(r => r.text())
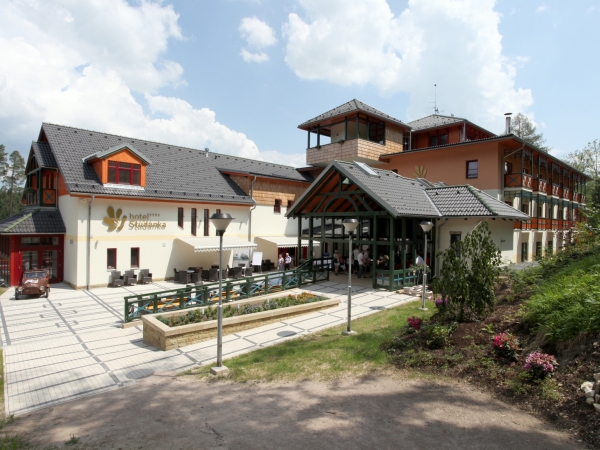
top-left (437, 222), bottom-right (502, 321)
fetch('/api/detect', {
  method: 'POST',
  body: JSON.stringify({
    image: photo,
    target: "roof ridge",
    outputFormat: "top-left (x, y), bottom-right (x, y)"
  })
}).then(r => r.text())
top-left (1, 210), bottom-right (36, 232)
top-left (465, 185), bottom-right (496, 215)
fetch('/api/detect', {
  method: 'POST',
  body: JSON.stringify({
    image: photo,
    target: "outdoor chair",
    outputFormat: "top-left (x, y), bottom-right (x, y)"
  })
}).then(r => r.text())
top-left (190, 272), bottom-right (201, 284)
top-left (123, 270), bottom-right (136, 286)
top-left (110, 271), bottom-right (124, 287)
top-left (138, 269), bottom-right (152, 284)
top-left (209, 269), bottom-right (219, 282)
top-left (201, 269), bottom-right (210, 281)
top-left (173, 268), bottom-right (180, 282)
top-left (244, 267), bottom-right (253, 277)
top-left (178, 271), bottom-right (190, 284)
top-left (233, 266), bottom-right (243, 279)
top-left (221, 269), bottom-right (228, 280)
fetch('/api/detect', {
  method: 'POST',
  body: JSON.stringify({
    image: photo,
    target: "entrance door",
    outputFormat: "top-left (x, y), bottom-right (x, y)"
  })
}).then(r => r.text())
top-left (535, 242), bottom-right (542, 259)
top-left (521, 242), bottom-right (528, 262)
top-left (42, 250), bottom-right (59, 280)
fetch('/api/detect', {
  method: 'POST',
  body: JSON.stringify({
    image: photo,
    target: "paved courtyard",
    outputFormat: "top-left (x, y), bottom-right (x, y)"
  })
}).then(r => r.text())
top-left (0, 278), bottom-right (416, 416)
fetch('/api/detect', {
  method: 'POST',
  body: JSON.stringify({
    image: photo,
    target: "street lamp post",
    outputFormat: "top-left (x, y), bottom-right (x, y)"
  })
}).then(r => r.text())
top-left (342, 218), bottom-right (359, 336)
top-left (209, 213), bottom-right (234, 375)
top-left (419, 221), bottom-right (433, 311)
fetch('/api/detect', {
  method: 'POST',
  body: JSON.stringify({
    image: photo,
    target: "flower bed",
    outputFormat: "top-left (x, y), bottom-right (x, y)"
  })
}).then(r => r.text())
top-left (142, 291), bottom-right (340, 351)
top-left (157, 292), bottom-right (326, 327)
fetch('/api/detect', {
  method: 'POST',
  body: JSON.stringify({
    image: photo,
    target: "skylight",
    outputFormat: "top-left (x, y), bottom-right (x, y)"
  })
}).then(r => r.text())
top-left (354, 161), bottom-right (380, 177)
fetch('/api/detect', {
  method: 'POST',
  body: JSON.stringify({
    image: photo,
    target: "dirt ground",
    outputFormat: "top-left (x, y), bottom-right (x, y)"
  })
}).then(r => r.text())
top-left (5, 374), bottom-right (583, 450)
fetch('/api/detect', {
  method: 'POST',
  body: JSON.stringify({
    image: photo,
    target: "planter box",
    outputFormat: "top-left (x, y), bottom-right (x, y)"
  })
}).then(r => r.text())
top-left (142, 292), bottom-right (340, 351)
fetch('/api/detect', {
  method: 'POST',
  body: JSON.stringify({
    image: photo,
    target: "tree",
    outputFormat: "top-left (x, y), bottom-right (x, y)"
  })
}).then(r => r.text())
top-left (436, 222), bottom-right (502, 322)
top-left (511, 113), bottom-right (550, 152)
top-left (0, 144), bottom-right (7, 176)
top-left (2, 150), bottom-right (26, 218)
top-left (566, 139), bottom-right (600, 207)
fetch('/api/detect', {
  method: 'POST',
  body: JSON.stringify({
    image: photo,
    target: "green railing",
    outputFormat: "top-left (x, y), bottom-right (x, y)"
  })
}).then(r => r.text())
top-left (123, 264), bottom-right (330, 323)
top-left (374, 269), bottom-right (417, 290)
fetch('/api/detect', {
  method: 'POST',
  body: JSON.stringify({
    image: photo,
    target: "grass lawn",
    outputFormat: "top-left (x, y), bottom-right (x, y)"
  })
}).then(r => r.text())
top-left (184, 298), bottom-right (434, 382)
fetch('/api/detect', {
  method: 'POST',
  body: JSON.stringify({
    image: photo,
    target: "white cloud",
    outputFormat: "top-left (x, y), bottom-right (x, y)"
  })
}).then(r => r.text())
top-left (239, 17), bottom-right (277, 49)
top-left (239, 17), bottom-right (277, 63)
top-left (240, 49), bottom-right (270, 63)
top-left (282, 0), bottom-right (534, 132)
top-left (0, 1), bottom-right (303, 166)
top-left (535, 4), bottom-right (547, 13)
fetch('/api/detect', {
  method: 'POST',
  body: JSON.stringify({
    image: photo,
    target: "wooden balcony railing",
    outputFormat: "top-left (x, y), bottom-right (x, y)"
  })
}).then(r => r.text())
top-left (514, 218), bottom-right (576, 231)
top-left (547, 184), bottom-right (560, 196)
top-left (24, 188), bottom-right (57, 207)
top-left (562, 187), bottom-right (570, 200)
top-left (505, 173), bottom-right (532, 189)
top-left (532, 178), bottom-right (547, 193)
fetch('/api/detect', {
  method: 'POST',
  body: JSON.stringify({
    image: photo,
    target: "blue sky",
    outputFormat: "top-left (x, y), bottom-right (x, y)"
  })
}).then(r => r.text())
top-left (0, 0), bottom-right (598, 166)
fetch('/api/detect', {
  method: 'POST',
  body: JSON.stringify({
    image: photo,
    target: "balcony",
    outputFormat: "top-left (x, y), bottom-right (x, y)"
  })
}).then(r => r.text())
top-left (306, 139), bottom-right (388, 166)
top-left (513, 218), bottom-right (575, 231)
top-left (563, 187), bottom-right (571, 200)
top-left (547, 183), bottom-right (560, 196)
top-left (504, 173), bottom-right (532, 189)
top-left (532, 178), bottom-right (547, 193)
top-left (24, 188), bottom-right (57, 207)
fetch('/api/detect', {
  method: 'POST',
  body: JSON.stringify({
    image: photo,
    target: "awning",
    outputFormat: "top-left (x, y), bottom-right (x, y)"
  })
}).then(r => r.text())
top-left (255, 236), bottom-right (319, 248)
top-left (177, 236), bottom-right (257, 253)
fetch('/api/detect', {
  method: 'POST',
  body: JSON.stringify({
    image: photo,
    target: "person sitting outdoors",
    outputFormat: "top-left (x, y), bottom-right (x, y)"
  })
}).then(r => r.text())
top-left (338, 256), bottom-right (348, 274)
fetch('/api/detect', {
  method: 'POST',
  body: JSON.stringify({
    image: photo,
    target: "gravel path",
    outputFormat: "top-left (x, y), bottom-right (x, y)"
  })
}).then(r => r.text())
top-left (5, 374), bottom-right (581, 450)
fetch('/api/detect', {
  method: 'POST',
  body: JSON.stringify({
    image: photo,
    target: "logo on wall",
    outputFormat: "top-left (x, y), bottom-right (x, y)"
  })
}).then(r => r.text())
top-left (414, 165), bottom-right (427, 178)
top-left (103, 207), bottom-right (127, 232)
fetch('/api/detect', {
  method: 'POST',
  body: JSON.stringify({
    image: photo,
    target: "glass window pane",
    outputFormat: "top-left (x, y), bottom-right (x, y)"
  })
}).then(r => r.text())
top-left (130, 248), bottom-right (139, 268)
top-left (107, 249), bottom-right (116, 269)
top-left (119, 163), bottom-right (131, 169)
top-left (22, 251), bottom-right (38, 269)
top-left (133, 164), bottom-right (141, 170)
top-left (118, 169), bottom-right (130, 184)
top-left (108, 167), bottom-right (116, 183)
top-left (133, 171), bottom-right (140, 185)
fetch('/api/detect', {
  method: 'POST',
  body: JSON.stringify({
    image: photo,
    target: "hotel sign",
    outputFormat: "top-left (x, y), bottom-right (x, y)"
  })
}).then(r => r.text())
top-left (103, 207), bottom-right (166, 232)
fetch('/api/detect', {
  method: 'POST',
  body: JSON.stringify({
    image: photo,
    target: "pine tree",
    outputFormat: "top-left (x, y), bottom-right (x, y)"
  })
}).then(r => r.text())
top-left (511, 113), bottom-right (550, 152)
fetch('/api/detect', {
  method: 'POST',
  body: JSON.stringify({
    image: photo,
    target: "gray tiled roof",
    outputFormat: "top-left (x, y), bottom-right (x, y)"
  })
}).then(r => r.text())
top-left (336, 161), bottom-right (439, 217)
top-left (298, 99), bottom-right (409, 128)
top-left (408, 114), bottom-right (466, 131)
top-left (40, 123), bottom-right (312, 204)
top-left (289, 161), bottom-right (529, 220)
top-left (0, 208), bottom-right (66, 234)
top-left (31, 142), bottom-right (57, 168)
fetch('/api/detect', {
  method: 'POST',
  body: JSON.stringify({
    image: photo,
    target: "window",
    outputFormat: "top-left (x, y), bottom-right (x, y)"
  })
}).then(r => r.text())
top-left (450, 233), bottom-right (462, 256)
top-left (107, 248), bottom-right (117, 269)
top-left (521, 242), bottom-right (528, 262)
top-left (430, 134), bottom-right (448, 146)
top-left (216, 209), bottom-right (221, 214)
top-left (537, 204), bottom-right (542, 218)
top-left (466, 160), bottom-right (478, 179)
top-left (535, 242), bottom-right (542, 259)
top-left (130, 248), bottom-right (139, 268)
top-left (203, 209), bottom-right (209, 236)
top-left (274, 199), bottom-right (281, 214)
top-left (547, 240), bottom-right (553, 254)
top-left (177, 207), bottom-right (184, 228)
top-left (287, 200), bottom-right (293, 210)
top-left (191, 208), bottom-right (197, 236)
top-left (108, 161), bottom-right (141, 185)
top-left (521, 203), bottom-right (529, 215)
top-left (504, 162), bottom-right (512, 174)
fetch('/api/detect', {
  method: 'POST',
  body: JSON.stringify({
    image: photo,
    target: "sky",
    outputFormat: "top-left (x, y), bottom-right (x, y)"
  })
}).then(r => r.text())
top-left (0, 0), bottom-right (598, 168)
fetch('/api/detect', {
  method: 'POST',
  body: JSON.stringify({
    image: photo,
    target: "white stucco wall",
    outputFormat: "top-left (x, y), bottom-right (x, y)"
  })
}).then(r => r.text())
top-left (436, 218), bottom-right (515, 271)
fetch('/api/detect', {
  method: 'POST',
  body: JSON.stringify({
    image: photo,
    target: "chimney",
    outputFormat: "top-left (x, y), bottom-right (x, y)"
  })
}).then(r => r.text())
top-left (205, 147), bottom-right (209, 158)
top-left (504, 113), bottom-right (512, 134)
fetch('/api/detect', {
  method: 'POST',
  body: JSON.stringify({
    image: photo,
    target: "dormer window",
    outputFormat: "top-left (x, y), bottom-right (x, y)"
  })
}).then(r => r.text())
top-left (108, 161), bottom-right (141, 185)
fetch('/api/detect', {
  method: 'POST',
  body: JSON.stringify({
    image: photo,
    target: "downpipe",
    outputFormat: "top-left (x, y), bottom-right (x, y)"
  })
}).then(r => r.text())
top-left (86, 195), bottom-right (95, 290)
